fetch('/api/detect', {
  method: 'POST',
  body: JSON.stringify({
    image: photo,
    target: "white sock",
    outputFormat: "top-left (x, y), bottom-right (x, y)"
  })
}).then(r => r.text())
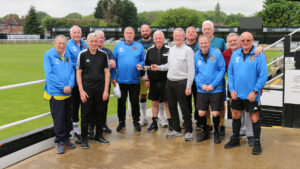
top-left (140, 102), bottom-right (147, 120)
top-left (73, 122), bottom-right (80, 134)
top-left (158, 103), bottom-right (165, 119)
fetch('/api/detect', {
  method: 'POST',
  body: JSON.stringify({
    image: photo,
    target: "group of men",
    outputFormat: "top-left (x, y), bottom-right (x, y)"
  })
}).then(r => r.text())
top-left (44, 20), bottom-right (267, 156)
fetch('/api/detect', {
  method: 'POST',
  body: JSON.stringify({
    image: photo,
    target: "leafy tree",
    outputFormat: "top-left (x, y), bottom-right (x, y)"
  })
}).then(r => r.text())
top-left (152, 8), bottom-right (204, 27)
top-left (256, 0), bottom-right (300, 26)
top-left (137, 11), bottom-right (164, 26)
top-left (214, 3), bottom-right (221, 24)
top-left (224, 13), bottom-right (244, 27)
top-left (24, 6), bottom-right (43, 34)
top-left (82, 14), bottom-right (96, 19)
top-left (65, 12), bottom-right (82, 19)
top-left (37, 11), bottom-right (49, 23)
top-left (94, 0), bottom-right (114, 22)
top-left (115, 0), bottom-right (138, 27)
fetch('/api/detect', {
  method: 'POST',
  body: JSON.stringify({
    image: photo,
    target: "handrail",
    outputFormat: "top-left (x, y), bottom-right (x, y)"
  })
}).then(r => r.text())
top-left (264, 28), bottom-right (300, 51)
top-left (0, 112), bottom-right (51, 130)
top-left (0, 79), bottom-right (115, 131)
top-left (0, 80), bottom-right (45, 91)
top-left (267, 45), bottom-right (300, 67)
top-left (266, 73), bottom-right (283, 85)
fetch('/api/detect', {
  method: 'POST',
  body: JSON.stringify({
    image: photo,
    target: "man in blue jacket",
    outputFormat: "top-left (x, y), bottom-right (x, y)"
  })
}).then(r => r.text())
top-left (195, 20), bottom-right (227, 135)
top-left (66, 25), bottom-right (88, 144)
top-left (113, 27), bottom-right (145, 132)
top-left (194, 35), bottom-right (226, 144)
top-left (224, 32), bottom-right (268, 155)
top-left (43, 35), bottom-right (75, 154)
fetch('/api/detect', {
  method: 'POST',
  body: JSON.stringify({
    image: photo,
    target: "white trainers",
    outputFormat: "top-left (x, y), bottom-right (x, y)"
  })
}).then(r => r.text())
top-left (184, 132), bottom-right (194, 142)
top-left (159, 112), bottom-right (168, 128)
top-left (166, 130), bottom-right (183, 138)
top-left (139, 119), bottom-right (148, 127)
top-left (160, 119), bottom-right (168, 128)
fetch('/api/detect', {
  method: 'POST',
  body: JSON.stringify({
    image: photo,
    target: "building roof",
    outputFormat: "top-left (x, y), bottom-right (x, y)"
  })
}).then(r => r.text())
top-left (1, 14), bottom-right (24, 26)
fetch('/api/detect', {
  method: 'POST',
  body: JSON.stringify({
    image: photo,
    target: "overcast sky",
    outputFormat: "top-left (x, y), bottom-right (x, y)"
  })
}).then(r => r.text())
top-left (0, 0), bottom-right (264, 18)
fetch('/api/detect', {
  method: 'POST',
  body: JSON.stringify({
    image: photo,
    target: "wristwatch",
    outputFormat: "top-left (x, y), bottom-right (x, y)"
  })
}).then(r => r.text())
top-left (252, 90), bottom-right (259, 94)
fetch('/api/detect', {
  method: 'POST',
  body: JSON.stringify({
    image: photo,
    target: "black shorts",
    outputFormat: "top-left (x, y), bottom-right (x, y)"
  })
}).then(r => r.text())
top-left (148, 81), bottom-right (167, 102)
top-left (231, 99), bottom-right (260, 113)
top-left (196, 92), bottom-right (224, 111)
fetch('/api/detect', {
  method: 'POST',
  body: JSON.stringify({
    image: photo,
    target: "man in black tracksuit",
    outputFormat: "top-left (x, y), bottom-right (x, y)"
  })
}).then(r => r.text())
top-left (76, 33), bottom-right (110, 148)
top-left (142, 30), bottom-right (173, 132)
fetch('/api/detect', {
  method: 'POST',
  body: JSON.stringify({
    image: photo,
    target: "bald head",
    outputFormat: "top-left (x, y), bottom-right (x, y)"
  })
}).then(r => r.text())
top-left (240, 32), bottom-right (253, 41)
top-left (141, 24), bottom-right (151, 39)
top-left (240, 32), bottom-right (254, 53)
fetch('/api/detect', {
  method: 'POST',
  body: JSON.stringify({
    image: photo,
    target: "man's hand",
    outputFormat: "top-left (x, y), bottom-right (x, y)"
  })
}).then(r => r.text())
top-left (231, 91), bottom-right (238, 100)
top-left (145, 81), bottom-right (150, 88)
top-left (206, 85), bottom-right (214, 92)
top-left (80, 90), bottom-right (89, 103)
top-left (137, 64), bottom-right (142, 70)
top-left (103, 91), bottom-right (109, 101)
top-left (151, 64), bottom-right (158, 71)
top-left (202, 85), bottom-right (208, 91)
top-left (185, 88), bottom-right (192, 96)
top-left (109, 60), bottom-right (116, 68)
top-left (248, 91), bottom-right (257, 102)
top-left (254, 46), bottom-right (263, 56)
top-left (63, 86), bottom-right (72, 94)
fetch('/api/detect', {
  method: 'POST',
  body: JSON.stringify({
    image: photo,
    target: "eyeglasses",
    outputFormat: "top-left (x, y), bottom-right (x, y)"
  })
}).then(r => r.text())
top-left (241, 39), bottom-right (252, 43)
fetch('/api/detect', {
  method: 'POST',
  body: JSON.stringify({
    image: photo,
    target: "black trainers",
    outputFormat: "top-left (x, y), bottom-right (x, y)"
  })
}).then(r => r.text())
top-left (74, 133), bottom-right (81, 144)
top-left (168, 120), bottom-right (174, 131)
top-left (220, 126), bottom-right (225, 136)
top-left (197, 131), bottom-right (209, 142)
top-left (133, 121), bottom-right (141, 132)
top-left (88, 126), bottom-right (94, 139)
top-left (147, 121), bottom-right (158, 132)
top-left (248, 136), bottom-right (254, 146)
top-left (95, 136), bottom-right (110, 145)
top-left (81, 139), bottom-right (89, 149)
top-left (116, 121), bottom-right (126, 132)
top-left (103, 125), bottom-right (112, 133)
top-left (214, 133), bottom-right (221, 144)
top-left (252, 141), bottom-right (262, 155)
top-left (224, 137), bottom-right (240, 149)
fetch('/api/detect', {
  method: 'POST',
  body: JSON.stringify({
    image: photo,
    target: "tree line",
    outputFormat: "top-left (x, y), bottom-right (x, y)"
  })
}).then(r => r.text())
top-left (3, 0), bottom-right (299, 34)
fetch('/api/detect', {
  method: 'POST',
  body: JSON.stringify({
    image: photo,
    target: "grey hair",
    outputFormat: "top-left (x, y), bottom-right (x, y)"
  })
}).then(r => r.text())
top-left (124, 26), bottom-right (135, 33)
top-left (94, 30), bottom-right (105, 38)
top-left (198, 34), bottom-right (211, 42)
top-left (153, 30), bottom-right (165, 39)
top-left (173, 27), bottom-right (185, 35)
top-left (202, 20), bottom-right (214, 29)
top-left (54, 34), bottom-right (67, 43)
top-left (226, 32), bottom-right (240, 42)
top-left (87, 33), bottom-right (99, 41)
top-left (70, 25), bottom-right (82, 34)
top-left (186, 26), bottom-right (196, 32)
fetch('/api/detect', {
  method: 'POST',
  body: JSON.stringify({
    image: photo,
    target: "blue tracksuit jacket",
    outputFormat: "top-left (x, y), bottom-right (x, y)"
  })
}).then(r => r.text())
top-left (228, 46), bottom-right (268, 101)
top-left (194, 47), bottom-right (226, 93)
top-left (43, 47), bottom-right (75, 96)
top-left (66, 39), bottom-right (88, 68)
top-left (113, 41), bottom-right (145, 84)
